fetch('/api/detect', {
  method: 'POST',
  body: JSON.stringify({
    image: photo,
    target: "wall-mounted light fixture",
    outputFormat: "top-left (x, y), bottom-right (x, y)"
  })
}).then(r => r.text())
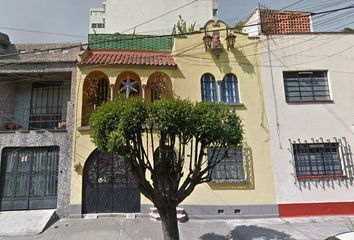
top-left (226, 28), bottom-right (236, 50)
top-left (203, 34), bottom-right (212, 51)
top-left (203, 30), bottom-right (223, 58)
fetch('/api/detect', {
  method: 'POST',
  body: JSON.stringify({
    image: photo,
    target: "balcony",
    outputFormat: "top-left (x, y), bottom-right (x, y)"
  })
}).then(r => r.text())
top-left (0, 106), bottom-right (66, 132)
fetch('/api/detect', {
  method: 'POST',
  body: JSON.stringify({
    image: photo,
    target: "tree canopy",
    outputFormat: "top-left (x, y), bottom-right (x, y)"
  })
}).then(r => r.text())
top-left (175, 15), bottom-right (196, 34)
top-left (89, 98), bottom-right (243, 240)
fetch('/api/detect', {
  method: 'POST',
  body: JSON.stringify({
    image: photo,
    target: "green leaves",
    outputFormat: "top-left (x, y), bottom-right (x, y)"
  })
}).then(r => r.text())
top-left (89, 97), bottom-right (147, 153)
top-left (190, 102), bottom-right (244, 147)
top-left (90, 98), bottom-right (243, 155)
top-left (150, 98), bottom-right (194, 140)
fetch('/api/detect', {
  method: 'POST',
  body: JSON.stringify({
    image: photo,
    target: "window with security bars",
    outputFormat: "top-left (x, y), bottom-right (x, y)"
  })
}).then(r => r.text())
top-left (283, 71), bottom-right (331, 102)
top-left (201, 73), bottom-right (217, 102)
top-left (29, 82), bottom-right (64, 129)
top-left (221, 74), bottom-right (240, 104)
top-left (293, 143), bottom-right (344, 179)
top-left (208, 147), bottom-right (245, 181)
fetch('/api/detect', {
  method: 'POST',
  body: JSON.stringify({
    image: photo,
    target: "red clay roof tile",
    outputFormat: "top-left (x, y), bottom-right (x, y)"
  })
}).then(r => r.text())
top-left (80, 50), bottom-right (177, 67)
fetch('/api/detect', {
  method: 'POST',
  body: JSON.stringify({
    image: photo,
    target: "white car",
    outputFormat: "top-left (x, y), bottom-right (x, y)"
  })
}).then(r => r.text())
top-left (326, 232), bottom-right (354, 240)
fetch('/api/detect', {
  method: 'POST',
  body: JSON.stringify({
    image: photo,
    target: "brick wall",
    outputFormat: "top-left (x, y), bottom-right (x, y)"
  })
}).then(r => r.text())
top-left (261, 10), bottom-right (311, 34)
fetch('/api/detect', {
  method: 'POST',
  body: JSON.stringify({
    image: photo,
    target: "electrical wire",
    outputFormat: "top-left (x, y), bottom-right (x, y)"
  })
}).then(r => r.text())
top-left (1, 3), bottom-right (353, 60)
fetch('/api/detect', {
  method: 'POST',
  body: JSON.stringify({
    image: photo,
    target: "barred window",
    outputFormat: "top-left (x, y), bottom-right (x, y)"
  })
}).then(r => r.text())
top-left (283, 71), bottom-right (331, 102)
top-left (201, 73), bottom-right (217, 103)
top-left (30, 82), bottom-right (64, 129)
top-left (208, 147), bottom-right (245, 182)
top-left (97, 79), bottom-right (109, 106)
top-left (293, 143), bottom-right (343, 179)
top-left (221, 74), bottom-right (240, 104)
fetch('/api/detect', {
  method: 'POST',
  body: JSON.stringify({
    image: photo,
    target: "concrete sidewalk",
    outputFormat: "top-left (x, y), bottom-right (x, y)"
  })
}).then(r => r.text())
top-left (0, 210), bottom-right (56, 236)
top-left (0, 215), bottom-right (353, 240)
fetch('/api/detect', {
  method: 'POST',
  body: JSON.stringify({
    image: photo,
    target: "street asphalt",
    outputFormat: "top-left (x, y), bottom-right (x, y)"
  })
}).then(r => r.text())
top-left (0, 215), bottom-right (353, 240)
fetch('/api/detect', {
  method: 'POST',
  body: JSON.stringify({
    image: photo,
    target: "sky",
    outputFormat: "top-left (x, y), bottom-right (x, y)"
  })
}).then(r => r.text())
top-left (0, 0), bottom-right (353, 43)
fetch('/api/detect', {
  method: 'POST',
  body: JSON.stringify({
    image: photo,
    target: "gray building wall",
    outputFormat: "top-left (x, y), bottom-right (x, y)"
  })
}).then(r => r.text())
top-left (0, 39), bottom-right (79, 218)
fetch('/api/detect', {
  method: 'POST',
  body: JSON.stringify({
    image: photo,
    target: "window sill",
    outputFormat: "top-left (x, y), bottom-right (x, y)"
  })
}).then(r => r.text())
top-left (286, 100), bottom-right (334, 104)
top-left (210, 179), bottom-right (247, 184)
top-left (0, 130), bottom-right (16, 134)
top-left (48, 128), bottom-right (67, 133)
top-left (78, 126), bottom-right (90, 131)
top-left (0, 129), bottom-right (67, 133)
top-left (220, 102), bottom-right (245, 107)
top-left (297, 174), bottom-right (346, 180)
top-left (208, 179), bottom-right (251, 190)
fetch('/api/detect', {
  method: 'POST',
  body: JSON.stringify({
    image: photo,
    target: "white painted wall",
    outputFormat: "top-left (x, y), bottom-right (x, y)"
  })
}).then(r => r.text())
top-left (243, 9), bottom-right (261, 37)
top-left (89, 6), bottom-right (106, 34)
top-left (90, 0), bottom-right (217, 35)
top-left (260, 34), bottom-right (354, 204)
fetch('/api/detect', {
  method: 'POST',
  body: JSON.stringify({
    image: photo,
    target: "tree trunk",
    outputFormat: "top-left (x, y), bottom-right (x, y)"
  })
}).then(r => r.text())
top-left (158, 205), bottom-right (180, 240)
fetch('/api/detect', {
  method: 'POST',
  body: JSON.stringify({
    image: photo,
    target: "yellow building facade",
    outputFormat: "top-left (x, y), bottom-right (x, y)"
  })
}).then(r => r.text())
top-left (69, 20), bottom-right (278, 218)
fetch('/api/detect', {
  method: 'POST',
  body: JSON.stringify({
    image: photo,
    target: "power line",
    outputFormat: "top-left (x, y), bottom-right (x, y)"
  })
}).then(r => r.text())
top-left (1, 3), bottom-right (353, 60)
top-left (280, 0), bottom-right (307, 11)
top-left (121, 0), bottom-right (200, 34)
top-left (0, 26), bottom-right (87, 38)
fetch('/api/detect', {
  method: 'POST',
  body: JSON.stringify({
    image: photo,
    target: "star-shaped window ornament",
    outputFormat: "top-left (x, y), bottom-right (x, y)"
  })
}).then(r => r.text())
top-left (120, 75), bottom-right (139, 98)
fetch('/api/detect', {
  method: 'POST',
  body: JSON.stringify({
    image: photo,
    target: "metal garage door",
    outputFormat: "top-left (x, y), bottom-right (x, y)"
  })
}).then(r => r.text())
top-left (0, 146), bottom-right (59, 210)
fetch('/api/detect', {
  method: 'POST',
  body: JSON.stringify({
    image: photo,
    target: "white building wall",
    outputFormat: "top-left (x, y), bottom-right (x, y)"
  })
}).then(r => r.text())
top-left (243, 9), bottom-right (261, 37)
top-left (89, 6), bottom-right (106, 34)
top-left (260, 34), bottom-right (354, 204)
top-left (90, 0), bottom-right (216, 35)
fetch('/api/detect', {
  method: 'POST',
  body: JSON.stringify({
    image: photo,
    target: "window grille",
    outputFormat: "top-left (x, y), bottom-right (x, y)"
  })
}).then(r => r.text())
top-left (29, 82), bottom-right (64, 129)
top-left (283, 71), bottom-right (330, 102)
top-left (208, 147), bottom-right (245, 182)
top-left (293, 142), bottom-right (343, 178)
top-left (97, 79), bottom-right (109, 106)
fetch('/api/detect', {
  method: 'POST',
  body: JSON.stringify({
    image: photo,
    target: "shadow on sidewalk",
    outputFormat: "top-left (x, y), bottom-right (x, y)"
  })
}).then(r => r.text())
top-left (200, 225), bottom-right (296, 240)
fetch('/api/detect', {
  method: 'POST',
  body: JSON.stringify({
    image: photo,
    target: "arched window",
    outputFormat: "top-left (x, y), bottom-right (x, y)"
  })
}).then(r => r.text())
top-left (147, 72), bottom-right (172, 103)
top-left (222, 74), bottom-right (240, 104)
top-left (201, 73), bottom-right (217, 102)
top-left (115, 72), bottom-right (141, 99)
top-left (82, 71), bottom-right (110, 126)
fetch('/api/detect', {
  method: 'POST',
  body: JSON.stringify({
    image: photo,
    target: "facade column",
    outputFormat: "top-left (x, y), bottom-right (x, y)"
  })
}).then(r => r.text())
top-left (110, 84), bottom-right (115, 101)
top-left (142, 84), bottom-right (147, 101)
top-left (216, 80), bottom-right (222, 103)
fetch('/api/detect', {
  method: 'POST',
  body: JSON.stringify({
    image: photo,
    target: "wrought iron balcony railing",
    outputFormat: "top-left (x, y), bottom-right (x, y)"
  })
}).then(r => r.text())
top-left (0, 106), bottom-right (66, 131)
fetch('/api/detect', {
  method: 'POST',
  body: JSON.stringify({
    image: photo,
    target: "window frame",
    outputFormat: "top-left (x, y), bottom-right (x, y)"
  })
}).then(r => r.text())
top-left (201, 73), bottom-right (218, 103)
top-left (292, 142), bottom-right (344, 180)
top-left (283, 71), bottom-right (332, 103)
top-left (208, 147), bottom-right (246, 183)
top-left (221, 74), bottom-right (240, 104)
top-left (29, 81), bottom-right (64, 130)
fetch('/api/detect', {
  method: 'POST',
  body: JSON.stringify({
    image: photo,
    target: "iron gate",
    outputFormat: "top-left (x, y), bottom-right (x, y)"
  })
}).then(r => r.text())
top-left (82, 150), bottom-right (140, 214)
top-left (0, 146), bottom-right (59, 210)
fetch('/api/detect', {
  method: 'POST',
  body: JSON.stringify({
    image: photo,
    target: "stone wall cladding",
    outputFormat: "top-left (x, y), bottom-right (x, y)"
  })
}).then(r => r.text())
top-left (0, 63), bottom-right (76, 74)
top-left (0, 43), bottom-right (80, 218)
top-left (0, 82), bottom-right (15, 129)
top-left (0, 43), bottom-right (79, 63)
top-left (0, 130), bottom-right (71, 218)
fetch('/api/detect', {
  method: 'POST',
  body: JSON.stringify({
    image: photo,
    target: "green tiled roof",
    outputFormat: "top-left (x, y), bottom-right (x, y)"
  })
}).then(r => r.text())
top-left (88, 34), bottom-right (174, 51)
